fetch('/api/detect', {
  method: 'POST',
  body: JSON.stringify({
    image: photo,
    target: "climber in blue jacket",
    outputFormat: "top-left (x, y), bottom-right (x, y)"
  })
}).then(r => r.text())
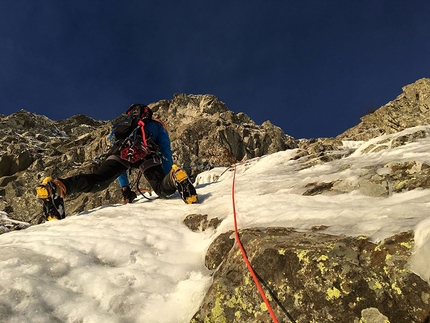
top-left (115, 117), bottom-right (174, 203)
top-left (36, 104), bottom-right (197, 221)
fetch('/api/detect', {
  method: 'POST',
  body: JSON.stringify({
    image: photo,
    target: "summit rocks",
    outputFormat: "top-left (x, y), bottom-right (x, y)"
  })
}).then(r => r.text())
top-left (295, 78), bottom-right (430, 168)
top-left (338, 78), bottom-right (430, 141)
top-left (150, 94), bottom-right (297, 174)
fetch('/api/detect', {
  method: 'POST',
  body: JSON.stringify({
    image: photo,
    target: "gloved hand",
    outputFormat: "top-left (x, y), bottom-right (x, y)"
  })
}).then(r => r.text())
top-left (121, 186), bottom-right (137, 204)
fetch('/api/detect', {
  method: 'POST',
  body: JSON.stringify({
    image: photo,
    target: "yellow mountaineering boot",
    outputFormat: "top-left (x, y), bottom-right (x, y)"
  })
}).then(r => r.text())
top-left (36, 177), bottom-right (67, 220)
top-left (170, 164), bottom-right (198, 204)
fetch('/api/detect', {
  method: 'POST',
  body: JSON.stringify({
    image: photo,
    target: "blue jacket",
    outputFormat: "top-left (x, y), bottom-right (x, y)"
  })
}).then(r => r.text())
top-left (144, 120), bottom-right (173, 175)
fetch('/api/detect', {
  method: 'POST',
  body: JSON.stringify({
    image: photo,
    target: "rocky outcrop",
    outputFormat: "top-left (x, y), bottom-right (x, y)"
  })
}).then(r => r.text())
top-left (293, 137), bottom-right (354, 169)
top-left (338, 78), bottom-right (430, 141)
top-left (192, 228), bottom-right (430, 323)
top-left (0, 95), bottom-right (294, 225)
top-left (0, 110), bottom-right (114, 224)
top-left (150, 94), bottom-right (297, 176)
top-left (293, 78), bottom-right (430, 169)
top-left (300, 126), bottom-right (430, 197)
top-left (0, 211), bottom-right (29, 233)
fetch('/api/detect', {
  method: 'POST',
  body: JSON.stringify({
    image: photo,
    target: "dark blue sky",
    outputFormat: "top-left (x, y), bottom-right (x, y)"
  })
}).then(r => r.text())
top-left (1, 1), bottom-right (429, 139)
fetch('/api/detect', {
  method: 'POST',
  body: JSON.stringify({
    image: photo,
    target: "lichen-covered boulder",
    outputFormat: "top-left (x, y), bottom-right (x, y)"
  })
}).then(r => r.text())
top-left (192, 228), bottom-right (430, 322)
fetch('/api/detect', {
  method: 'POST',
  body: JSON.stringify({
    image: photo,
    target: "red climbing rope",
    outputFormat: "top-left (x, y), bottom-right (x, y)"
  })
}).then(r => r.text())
top-left (231, 165), bottom-right (279, 323)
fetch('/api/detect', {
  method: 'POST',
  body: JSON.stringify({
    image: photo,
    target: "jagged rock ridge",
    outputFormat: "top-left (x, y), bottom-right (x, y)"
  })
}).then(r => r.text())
top-left (295, 78), bottom-right (430, 169)
top-left (338, 78), bottom-right (430, 141)
top-left (150, 94), bottom-right (297, 171)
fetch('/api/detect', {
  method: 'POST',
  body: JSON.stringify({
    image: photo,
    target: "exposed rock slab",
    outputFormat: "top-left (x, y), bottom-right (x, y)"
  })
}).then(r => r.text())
top-left (192, 228), bottom-right (430, 323)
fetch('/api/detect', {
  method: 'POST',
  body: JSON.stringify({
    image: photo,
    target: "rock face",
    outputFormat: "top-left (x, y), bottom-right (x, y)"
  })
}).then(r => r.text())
top-left (0, 110), bottom-right (114, 224)
top-left (192, 229), bottom-right (430, 323)
top-left (0, 94), bottom-right (295, 225)
top-left (150, 94), bottom-right (297, 176)
top-left (295, 78), bottom-right (430, 168)
top-left (338, 78), bottom-right (430, 141)
top-left (293, 137), bottom-right (352, 169)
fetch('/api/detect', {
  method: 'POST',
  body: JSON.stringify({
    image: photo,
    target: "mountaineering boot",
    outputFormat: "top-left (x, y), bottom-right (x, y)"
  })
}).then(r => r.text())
top-left (36, 177), bottom-right (67, 221)
top-left (170, 164), bottom-right (198, 204)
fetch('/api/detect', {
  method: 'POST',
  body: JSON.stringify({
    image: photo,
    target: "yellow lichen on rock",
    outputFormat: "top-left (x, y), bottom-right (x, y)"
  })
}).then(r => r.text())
top-left (391, 282), bottom-right (402, 295)
top-left (297, 250), bottom-right (310, 263)
top-left (326, 287), bottom-right (341, 300)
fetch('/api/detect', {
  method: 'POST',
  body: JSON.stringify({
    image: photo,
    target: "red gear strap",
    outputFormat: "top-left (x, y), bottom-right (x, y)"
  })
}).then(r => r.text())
top-left (138, 120), bottom-right (148, 146)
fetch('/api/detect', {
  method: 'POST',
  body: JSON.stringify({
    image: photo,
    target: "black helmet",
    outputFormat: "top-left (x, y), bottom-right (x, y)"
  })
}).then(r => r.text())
top-left (126, 104), bottom-right (153, 120)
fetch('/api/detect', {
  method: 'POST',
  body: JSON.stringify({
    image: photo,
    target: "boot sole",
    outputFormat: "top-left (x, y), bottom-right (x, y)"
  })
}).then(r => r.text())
top-left (172, 165), bottom-right (198, 204)
top-left (37, 178), bottom-right (66, 220)
top-left (176, 176), bottom-right (198, 204)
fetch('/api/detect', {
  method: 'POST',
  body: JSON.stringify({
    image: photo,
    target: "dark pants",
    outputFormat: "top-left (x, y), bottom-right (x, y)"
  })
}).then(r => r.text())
top-left (60, 156), bottom-right (176, 198)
